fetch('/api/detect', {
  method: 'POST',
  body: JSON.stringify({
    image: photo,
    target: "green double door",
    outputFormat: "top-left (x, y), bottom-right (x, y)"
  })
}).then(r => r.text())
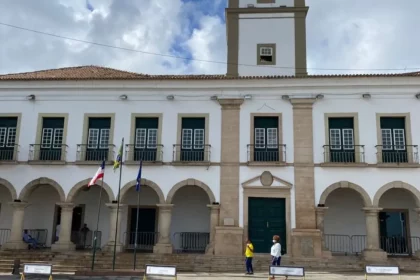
top-left (248, 197), bottom-right (286, 254)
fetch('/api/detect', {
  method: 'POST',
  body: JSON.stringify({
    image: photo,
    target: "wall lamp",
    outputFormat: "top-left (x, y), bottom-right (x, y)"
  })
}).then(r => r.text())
top-left (166, 95), bottom-right (175, 100)
top-left (415, 93), bottom-right (420, 99)
top-left (244, 94), bottom-right (252, 100)
top-left (119, 94), bottom-right (128, 100)
top-left (210, 95), bottom-right (218, 100)
top-left (362, 93), bottom-right (371, 99)
top-left (281, 95), bottom-right (290, 100)
top-left (316, 94), bottom-right (324, 99)
top-left (26, 94), bottom-right (35, 100)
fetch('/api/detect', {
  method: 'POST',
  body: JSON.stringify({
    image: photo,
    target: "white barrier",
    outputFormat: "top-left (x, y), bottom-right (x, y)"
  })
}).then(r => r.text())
top-left (143, 264), bottom-right (177, 280)
top-left (21, 263), bottom-right (53, 280)
top-left (365, 265), bottom-right (400, 280)
top-left (269, 265), bottom-right (305, 280)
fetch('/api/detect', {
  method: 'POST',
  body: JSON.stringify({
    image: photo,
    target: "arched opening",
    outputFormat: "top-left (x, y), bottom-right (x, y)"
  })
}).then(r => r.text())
top-left (68, 180), bottom-right (113, 250)
top-left (20, 178), bottom-right (65, 247)
top-left (120, 179), bottom-right (164, 252)
top-left (375, 182), bottom-right (420, 256)
top-left (320, 181), bottom-right (371, 256)
top-left (168, 180), bottom-right (214, 254)
top-left (0, 179), bottom-right (16, 246)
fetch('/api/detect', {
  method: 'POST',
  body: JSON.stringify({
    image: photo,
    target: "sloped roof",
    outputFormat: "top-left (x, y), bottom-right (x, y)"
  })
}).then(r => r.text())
top-left (0, 65), bottom-right (419, 81)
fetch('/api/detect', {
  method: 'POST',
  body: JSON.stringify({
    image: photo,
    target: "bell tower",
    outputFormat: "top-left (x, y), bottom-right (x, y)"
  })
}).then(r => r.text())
top-left (226, 0), bottom-right (309, 77)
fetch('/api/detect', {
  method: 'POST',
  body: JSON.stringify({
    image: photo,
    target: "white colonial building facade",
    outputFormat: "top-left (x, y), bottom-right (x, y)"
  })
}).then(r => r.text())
top-left (0, 0), bottom-right (419, 262)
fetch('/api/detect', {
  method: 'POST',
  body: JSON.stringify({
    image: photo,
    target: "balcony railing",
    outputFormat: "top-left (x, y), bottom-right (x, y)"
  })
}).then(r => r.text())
top-left (172, 144), bottom-right (211, 162)
top-left (25, 229), bottom-right (48, 247)
top-left (123, 231), bottom-right (159, 252)
top-left (29, 144), bottom-right (67, 161)
top-left (0, 144), bottom-right (18, 161)
top-left (323, 145), bottom-right (365, 163)
top-left (247, 144), bottom-right (286, 162)
top-left (173, 232), bottom-right (209, 254)
top-left (76, 144), bottom-right (115, 162)
top-left (375, 145), bottom-right (419, 164)
top-left (0, 229), bottom-right (10, 247)
top-left (125, 144), bottom-right (164, 162)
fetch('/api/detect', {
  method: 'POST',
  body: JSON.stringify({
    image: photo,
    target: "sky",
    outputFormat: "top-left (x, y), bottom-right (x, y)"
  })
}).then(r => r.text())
top-left (0, 0), bottom-right (419, 76)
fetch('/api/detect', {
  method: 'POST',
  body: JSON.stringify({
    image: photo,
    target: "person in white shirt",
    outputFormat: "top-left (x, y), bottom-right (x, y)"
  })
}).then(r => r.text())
top-left (270, 235), bottom-right (286, 279)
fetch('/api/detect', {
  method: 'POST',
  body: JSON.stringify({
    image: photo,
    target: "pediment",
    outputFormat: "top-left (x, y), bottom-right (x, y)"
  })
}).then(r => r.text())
top-left (241, 171), bottom-right (292, 189)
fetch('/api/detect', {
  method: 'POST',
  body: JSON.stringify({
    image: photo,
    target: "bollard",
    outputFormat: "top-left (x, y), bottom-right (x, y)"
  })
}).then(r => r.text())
top-left (12, 259), bottom-right (20, 275)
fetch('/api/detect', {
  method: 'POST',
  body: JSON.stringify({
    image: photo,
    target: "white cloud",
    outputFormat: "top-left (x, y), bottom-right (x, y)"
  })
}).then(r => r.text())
top-left (0, 0), bottom-right (419, 75)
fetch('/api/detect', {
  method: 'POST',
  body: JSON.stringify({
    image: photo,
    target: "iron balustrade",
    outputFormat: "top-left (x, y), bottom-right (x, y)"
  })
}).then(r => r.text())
top-left (0, 229), bottom-right (10, 247)
top-left (125, 144), bottom-right (164, 162)
top-left (0, 144), bottom-right (18, 161)
top-left (375, 145), bottom-right (419, 164)
top-left (71, 230), bottom-right (101, 250)
top-left (172, 144), bottom-right (211, 162)
top-left (123, 231), bottom-right (159, 251)
top-left (247, 144), bottom-right (286, 162)
top-left (29, 144), bottom-right (68, 161)
top-left (323, 145), bottom-right (365, 163)
top-left (25, 229), bottom-right (48, 247)
top-left (77, 144), bottom-right (115, 161)
top-left (173, 232), bottom-right (209, 253)
top-left (324, 234), bottom-right (420, 256)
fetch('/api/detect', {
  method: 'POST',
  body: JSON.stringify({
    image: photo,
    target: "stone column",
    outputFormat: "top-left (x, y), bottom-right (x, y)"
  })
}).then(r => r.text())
top-left (315, 207), bottom-right (332, 258)
top-left (290, 98), bottom-right (322, 258)
top-left (153, 204), bottom-right (174, 254)
top-left (51, 203), bottom-right (76, 251)
top-left (362, 207), bottom-right (387, 261)
top-left (103, 203), bottom-right (126, 253)
top-left (205, 204), bottom-right (220, 255)
top-left (214, 98), bottom-right (244, 256)
top-left (2, 202), bottom-right (29, 250)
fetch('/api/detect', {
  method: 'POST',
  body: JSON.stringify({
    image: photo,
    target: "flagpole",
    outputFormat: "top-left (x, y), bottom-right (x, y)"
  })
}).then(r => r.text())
top-left (133, 156), bottom-right (143, 270)
top-left (91, 160), bottom-right (105, 271)
top-left (112, 138), bottom-right (124, 271)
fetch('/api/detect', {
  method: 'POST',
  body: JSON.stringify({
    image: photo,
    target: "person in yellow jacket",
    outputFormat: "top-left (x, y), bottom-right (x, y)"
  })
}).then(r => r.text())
top-left (245, 239), bottom-right (254, 275)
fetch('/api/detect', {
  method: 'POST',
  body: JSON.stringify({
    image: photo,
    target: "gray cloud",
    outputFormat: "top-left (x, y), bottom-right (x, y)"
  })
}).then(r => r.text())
top-left (0, 0), bottom-right (419, 75)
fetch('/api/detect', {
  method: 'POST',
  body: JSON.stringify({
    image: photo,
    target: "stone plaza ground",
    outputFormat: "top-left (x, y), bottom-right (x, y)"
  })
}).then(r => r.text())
top-left (1, 272), bottom-right (420, 280)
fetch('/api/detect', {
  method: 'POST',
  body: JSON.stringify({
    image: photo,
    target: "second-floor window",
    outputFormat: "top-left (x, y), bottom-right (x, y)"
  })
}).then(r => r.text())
top-left (40, 117), bottom-right (64, 161)
top-left (328, 117), bottom-right (355, 163)
top-left (380, 117), bottom-right (407, 163)
top-left (181, 117), bottom-right (205, 161)
top-left (134, 117), bottom-right (159, 161)
top-left (254, 116), bottom-right (278, 161)
top-left (86, 117), bottom-right (111, 161)
top-left (0, 117), bottom-right (17, 161)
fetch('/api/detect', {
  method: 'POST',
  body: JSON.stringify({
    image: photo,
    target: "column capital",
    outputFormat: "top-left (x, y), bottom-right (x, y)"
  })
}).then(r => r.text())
top-left (8, 202), bottom-right (30, 209)
top-left (315, 207), bottom-right (329, 213)
top-left (157, 204), bottom-right (174, 211)
top-left (217, 98), bottom-right (244, 109)
top-left (290, 98), bottom-right (316, 108)
top-left (207, 204), bottom-right (220, 211)
top-left (362, 207), bottom-right (383, 214)
top-left (106, 203), bottom-right (126, 210)
top-left (56, 203), bottom-right (75, 211)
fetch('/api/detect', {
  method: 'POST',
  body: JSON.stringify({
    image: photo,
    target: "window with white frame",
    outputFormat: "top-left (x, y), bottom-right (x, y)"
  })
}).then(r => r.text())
top-left (193, 129), bottom-right (205, 149)
top-left (258, 44), bottom-right (276, 65)
top-left (87, 128), bottom-right (100, 149)
top-left (6, 127), bottom-right (17, 147)
top-left (255, 128), bottom-right (265, 148)
top-left (135, 128), bottom-right (147, 149)
top-left (267, 128), bottom-right (278, 149)
top-left (182, 129), bottom-right (193, 149)
top-left (342, 129), bottom-right (354, 150)
top-left (381, 129), bottom-right (393, 150)
top-left (147, 129), bottom-right (158, 149)
top-left (0, 128), bottom-right (6, 147)
top-left (329, 129), bottom-right (341, 150)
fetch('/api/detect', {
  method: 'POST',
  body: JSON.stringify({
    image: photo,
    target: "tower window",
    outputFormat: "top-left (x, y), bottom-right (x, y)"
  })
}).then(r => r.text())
top-left (257, 44), bottom-right (276, 65)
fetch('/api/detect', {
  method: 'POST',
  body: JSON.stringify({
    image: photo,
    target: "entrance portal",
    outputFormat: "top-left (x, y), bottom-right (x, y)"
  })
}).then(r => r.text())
top-left (379, 210), bottom-right (410, 255)
top-left (128, 207), bottom-right (157, 251)
top-left (248, 197), bottom-right (286, 254)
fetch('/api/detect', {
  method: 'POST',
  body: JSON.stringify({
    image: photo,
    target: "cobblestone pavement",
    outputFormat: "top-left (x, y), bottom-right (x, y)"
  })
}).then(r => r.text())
top-left (1, 272), bottom-right (419, 280)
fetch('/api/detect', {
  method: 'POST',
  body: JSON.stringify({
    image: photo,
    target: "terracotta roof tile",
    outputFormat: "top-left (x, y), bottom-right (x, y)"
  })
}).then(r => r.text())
top-left (0, 65), bottom-right (419, 81)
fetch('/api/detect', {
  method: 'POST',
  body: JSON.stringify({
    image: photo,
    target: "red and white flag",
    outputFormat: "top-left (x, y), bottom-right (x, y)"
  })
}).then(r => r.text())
top-left (88, 160), bottom-right (105, 187)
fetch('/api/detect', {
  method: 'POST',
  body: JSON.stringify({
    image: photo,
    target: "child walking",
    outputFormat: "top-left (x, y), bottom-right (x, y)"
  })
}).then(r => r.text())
top-left (245, 239), bottom-right (254, 275)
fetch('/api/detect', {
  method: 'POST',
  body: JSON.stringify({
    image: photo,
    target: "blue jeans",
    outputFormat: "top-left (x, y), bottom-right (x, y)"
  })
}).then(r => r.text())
top-left (245, 257), bottom-right (253, 273)
top-left (271, 256), bottom-right (281, 266)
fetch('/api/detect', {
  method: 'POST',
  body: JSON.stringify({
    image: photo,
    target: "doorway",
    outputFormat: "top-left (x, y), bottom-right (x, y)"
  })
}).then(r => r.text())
top-left (52, 205), bottom-right (85, 244)
top-left (379, 210), bottom-right (410, 255)
top-left (127, 207), bottom-right (157, 251)
top-left (248, 197), bottom-right (286, 254)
